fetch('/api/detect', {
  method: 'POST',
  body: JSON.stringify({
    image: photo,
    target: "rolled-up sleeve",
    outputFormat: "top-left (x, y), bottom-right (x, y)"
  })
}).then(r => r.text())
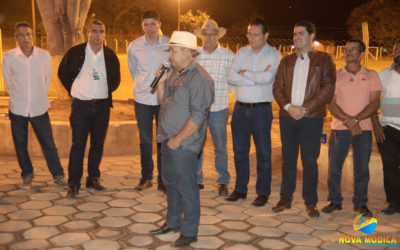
top-left (188, 73), bottom-right (214, 125)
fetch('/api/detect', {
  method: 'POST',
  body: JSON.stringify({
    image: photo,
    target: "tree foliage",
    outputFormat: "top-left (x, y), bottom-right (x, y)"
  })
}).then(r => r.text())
top-left (89, 0), bottom-right (156, 39)
top-left (179, 10), bottom-right (210, 32)
top-left (347, 0), bottom-right (400, 50)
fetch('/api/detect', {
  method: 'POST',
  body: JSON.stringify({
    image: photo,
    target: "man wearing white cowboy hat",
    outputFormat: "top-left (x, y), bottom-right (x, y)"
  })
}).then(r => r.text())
top-left (150, 31), bottom-right (214, 248)
top-left (193, 19), bottom-right (234, 196)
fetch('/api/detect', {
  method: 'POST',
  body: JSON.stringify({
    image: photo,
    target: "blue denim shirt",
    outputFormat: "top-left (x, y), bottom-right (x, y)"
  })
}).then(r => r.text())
top-left (157, 60), bottom-right (214, 153)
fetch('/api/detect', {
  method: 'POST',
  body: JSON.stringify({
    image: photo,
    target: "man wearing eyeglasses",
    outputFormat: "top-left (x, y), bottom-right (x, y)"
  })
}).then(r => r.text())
top-left (58, 19), bottom-right (121, 198)
top-left (226, 18), bottom-right (280, 207)
top-left (321, 39), bottom-right (381, 217)
top-left (193, 19), bottom-right (234, 195)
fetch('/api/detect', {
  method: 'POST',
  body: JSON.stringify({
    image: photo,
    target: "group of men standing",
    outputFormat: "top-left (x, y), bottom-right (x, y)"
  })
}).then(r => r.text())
top-left (2, 9), bottom-right (400, 248)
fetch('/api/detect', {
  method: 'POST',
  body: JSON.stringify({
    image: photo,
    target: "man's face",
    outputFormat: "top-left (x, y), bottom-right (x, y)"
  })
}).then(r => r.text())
top-left (201, 29), bottom-right (219, 51)
top-left (345, 42), bottom-right (364, 64)
top-left (15, 26), bottom-right (33, 50)
top-left (87, 23), bottom-right (105, 47)
top-left (142, 18), bottom-right (161, 40)
top-left (394, 43), bottom-right (400, 66)
top-left (293, 26), bottom-right (314, 51)
top-left (247, 25), bottom-right (267, 51)
top-left (169, 46), bottom-right (189, 71)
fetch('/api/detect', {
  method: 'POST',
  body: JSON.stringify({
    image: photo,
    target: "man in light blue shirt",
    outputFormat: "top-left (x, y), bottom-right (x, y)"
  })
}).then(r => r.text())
top-left (128, 10), bottom-right (169, 192)
top-left (226, 18), bottom-right (281, 206)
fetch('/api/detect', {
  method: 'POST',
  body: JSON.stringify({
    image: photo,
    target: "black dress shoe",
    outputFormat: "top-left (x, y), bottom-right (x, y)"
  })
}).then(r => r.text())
top-left (158, 183), bottom-right (167, 193)
top-left (306, 204), bottom-right (320, 218)
top-left (173, 234), bottom-right (197, 247)
top-left (321, 202), bottom-right (343, 213)
top-left (354, 205), bottom-right (373, 217)
top-left (66, 186), bottom-right (79, 198)
top-left (86, 179), bottom-right (105, 191)
top-left (272, 200), bottom-right (291, 212)
top-left (225, 191), bottom-right (247, 201)
top-left (381, 205), bottom-right (396, 215)
top-left (150, 223), bottom-right (180, 235)
top-left (218, 184), bottom-right (228, 196)
top-left (198, 184), bottom-right (204, 190)
top-left (381, 204), bottom-right (400, 215)
top-left (252, 195), bottom-right (268, 207)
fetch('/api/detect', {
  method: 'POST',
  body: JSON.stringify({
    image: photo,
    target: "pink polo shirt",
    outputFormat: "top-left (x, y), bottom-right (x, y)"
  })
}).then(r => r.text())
top-left (331, 67), bottom-right (382, 130)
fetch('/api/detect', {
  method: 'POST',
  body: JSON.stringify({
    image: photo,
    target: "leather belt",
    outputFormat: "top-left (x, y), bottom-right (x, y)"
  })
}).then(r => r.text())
top-left (237, 101), bottom-right (270, 108)
top-left (73, 98), bottom-right (108, 104)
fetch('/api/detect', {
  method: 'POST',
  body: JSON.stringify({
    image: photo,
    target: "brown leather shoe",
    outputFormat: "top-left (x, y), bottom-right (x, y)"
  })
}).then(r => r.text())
top-left (157, 183), bottom-right (167, 193)
top-left (66, 186), bottom-right (79, 198)
top-left (173, 234), bottom-right (197, 247)
top-left (251, 195), bottom-right (268, 207)
top-left (218, 184), bottom-right (228, 196)
top-left (86, 179), bottom-right (105, 191)
top-left (306, 204), bottom-right (320, 218)
top-left (272, 200), bottom-right (291, 212)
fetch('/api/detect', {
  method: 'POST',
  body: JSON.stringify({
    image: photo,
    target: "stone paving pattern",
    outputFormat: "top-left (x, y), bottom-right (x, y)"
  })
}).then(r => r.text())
top-left (0, 121), bottom-right (399, 249)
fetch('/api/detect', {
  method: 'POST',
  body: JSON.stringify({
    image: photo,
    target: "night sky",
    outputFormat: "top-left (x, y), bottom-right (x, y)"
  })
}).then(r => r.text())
top-left (180, 0), bottom-right (371, 39)
top-left (0, 0), bottom-right (371, 40)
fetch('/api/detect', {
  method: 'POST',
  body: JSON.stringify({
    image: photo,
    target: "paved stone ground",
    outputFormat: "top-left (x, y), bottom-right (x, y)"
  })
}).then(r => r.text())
top-left (0, 120), bottom-right (399, 249)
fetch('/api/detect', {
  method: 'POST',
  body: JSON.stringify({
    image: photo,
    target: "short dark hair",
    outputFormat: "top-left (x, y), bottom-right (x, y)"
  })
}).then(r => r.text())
top-left (15, 22), bottom-right (31, 33)
top-left (142, 10), bottom-right (160, 22)
top-left (90, 19), bottom-right (105, 27)
top-left (295, 20), bottom-right (316, 36)
top-left (249, 18), bottom-right (268, 34)
top-left (347, 39), bottom-right (366, 53)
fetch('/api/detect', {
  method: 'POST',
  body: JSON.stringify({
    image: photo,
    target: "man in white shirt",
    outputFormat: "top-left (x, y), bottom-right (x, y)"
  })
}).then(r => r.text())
top-left (2, 22), bottom-right (66, 189)
top-left (58, 19), bottom-right (120, 198)
top-left (372, 38), bottom-right (400, 215)
top-left (193, 19), bottom-right (234, 195)
top-left (226, 18), bottom-right (281, 206)
top-left (128, 10), bottom-right (169, 192)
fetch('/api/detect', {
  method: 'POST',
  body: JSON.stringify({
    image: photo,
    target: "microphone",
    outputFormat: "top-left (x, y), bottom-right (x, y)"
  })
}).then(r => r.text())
top-left (150, 61), bottom-right (171, 89)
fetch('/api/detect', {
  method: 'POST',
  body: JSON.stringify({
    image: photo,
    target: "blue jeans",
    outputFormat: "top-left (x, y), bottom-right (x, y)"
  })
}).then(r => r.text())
top-left (328, 130), bottom-right (372, 207)
top-left (68, 99), bottom-right (110, 188)
top-left (161, 140), bottom-right (200, 237)
top-left (279, 116), bottom-right (323, 205)
top-left (231, 102), bottom-right (272, 196)
top-left (134, 101), bottom-right (162, 184)
top-left (9, 111), bottom-right (64, 179)
top-left (197, 109), bottom-right (230, 185)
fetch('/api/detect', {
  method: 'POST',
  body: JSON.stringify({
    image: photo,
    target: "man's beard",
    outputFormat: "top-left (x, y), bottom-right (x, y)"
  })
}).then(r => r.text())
top-left (395, 56), bottom-right (400, 66)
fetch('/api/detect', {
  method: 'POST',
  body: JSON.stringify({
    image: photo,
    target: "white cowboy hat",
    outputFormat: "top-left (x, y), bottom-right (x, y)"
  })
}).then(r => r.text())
top-left (166, 31), bottom-right (199, 51)
top-left (194, 19), bottom-right (227, 39)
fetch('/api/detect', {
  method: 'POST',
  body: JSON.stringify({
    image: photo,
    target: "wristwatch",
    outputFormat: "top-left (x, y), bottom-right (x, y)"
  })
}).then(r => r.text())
top-left (355, 116), bottom-right (360, 123)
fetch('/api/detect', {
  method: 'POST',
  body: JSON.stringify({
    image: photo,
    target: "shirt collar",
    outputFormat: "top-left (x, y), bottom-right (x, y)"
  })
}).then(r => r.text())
top-left (15, 46), bottom-right (38, 58)
top-left (144, 35), bottom-right (163, 46)
top-left (179, 60), bottom-right (197, 75)
top-left (86, 43), bottom-right (104, 57)
top-left (341, 66), bottom-right (368, 75)
top-left (200, 43), bottom-right (221, 55)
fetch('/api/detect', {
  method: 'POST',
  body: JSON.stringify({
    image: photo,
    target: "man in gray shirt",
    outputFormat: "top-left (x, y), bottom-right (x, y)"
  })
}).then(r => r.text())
top-left (150, 31), bottom-right (214, 248)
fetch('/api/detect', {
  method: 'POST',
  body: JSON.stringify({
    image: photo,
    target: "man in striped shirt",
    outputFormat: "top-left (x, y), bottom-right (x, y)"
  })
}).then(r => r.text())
top-left (194, 19), bottom-right (234, 195)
